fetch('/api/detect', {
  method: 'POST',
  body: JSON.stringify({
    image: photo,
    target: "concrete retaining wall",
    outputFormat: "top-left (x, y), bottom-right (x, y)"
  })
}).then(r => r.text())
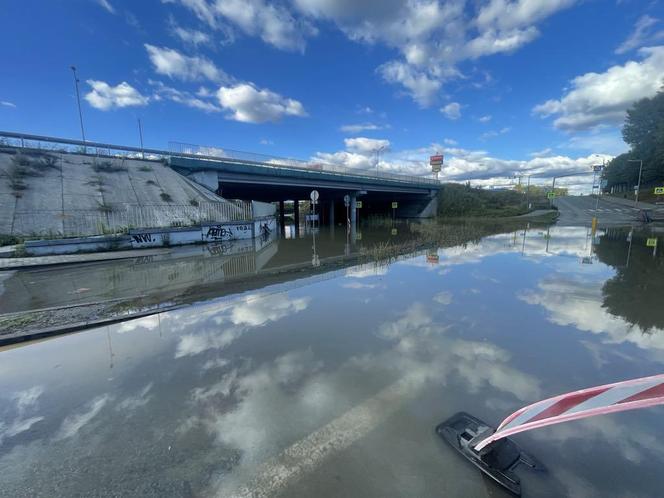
top-left (25, 216), bottom-right (277, 256)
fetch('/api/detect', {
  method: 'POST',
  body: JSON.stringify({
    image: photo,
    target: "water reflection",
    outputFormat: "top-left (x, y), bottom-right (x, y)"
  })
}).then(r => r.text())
top-left (2, 222), bottom-right (664, 497)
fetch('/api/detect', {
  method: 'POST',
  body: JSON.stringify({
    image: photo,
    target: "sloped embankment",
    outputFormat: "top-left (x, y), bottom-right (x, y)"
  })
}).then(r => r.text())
top-left (0, 148), bottom-right (239, 238)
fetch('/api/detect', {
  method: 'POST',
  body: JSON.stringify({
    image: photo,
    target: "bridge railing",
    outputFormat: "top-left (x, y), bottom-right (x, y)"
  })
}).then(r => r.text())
top-left (0, 131), bottom-right (439, 187)
top-left (168, 141), bottom-right (440, 186)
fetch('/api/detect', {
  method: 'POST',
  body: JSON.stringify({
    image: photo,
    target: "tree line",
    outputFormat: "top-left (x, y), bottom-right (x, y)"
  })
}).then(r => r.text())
top-left (603, 88), bottom-right (664, 192)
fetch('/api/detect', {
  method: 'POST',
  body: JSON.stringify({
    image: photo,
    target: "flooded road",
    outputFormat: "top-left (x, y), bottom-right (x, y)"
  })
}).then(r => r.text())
top-left (1, 223), bottom-right (663, 497)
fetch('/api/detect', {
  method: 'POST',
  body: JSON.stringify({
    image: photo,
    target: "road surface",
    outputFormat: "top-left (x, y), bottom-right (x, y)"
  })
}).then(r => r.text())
top-left (555, 195), bottom-right (653, 226)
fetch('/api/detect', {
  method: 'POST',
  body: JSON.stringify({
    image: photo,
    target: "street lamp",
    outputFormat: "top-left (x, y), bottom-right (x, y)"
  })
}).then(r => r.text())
top-left (70, 66), bottom-right (86, 150)
top-left (627, 159), bottom-right (643, 207)
top-left (375, 146), bottom-right (385, 174)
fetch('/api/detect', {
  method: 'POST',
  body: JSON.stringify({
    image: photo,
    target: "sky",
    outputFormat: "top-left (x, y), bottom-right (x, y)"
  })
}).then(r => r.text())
top-left (1, 0), bottom-right (663, 192)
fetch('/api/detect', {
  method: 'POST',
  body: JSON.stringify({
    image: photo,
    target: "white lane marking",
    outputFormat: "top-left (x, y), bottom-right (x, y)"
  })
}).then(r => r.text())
top-left (222, 375), bottom-right (419, 498)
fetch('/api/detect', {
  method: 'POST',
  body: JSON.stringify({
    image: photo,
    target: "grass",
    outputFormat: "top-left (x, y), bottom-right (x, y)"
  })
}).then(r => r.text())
top-left (437, 183), bottom-right (549, 218)
top-left (93, 160), bottom-right (128, 174)
top-left (97, 201), bottom-right (114, 213)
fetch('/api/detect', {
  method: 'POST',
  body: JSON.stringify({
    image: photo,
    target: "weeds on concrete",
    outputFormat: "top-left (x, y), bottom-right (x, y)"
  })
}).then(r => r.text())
top-left (97, 201), bottom-right (114, 213)
top-left (93, 160), bottom-right (128, 174)
top-left (0, 234), bottom-right (21, 247)
top-left (146, 179), bottom-right (157, 186)
top-left (160, 191), bottom-right (173, 202)
top-left (138, 165), bottom-right (153, 172)
top-left (189, 198), bottom-right (200, 207)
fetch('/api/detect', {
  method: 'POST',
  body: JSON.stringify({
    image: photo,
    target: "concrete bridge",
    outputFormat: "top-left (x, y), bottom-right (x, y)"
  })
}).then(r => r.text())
top-left (0, 132), bottom-right (441, 225)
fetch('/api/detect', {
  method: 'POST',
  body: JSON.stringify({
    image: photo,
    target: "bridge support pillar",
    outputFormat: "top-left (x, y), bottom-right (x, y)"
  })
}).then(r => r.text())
top-left (279, 200), bottom-right (285, 235)
top-left (329, 200), bottom-right (335, 226)
top-left (293, 200), bottom-right (300, 235)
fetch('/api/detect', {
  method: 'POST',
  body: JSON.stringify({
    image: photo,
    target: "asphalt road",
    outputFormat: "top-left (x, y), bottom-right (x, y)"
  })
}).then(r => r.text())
top-left (555, 195), bottom-right (645, 226)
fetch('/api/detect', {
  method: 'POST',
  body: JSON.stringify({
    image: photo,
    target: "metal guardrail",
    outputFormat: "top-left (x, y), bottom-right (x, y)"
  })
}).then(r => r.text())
top-left (0, 131), bottom-right (440, 187)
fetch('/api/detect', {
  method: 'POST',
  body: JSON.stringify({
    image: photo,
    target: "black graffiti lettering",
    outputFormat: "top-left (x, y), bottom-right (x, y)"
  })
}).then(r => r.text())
top-left (206, 226), bottom-right (232, 239)
top-left (132, 233), bottom-right (154, 244)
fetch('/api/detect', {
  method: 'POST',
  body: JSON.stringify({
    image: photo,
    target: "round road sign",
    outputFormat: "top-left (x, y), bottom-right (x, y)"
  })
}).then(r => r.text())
top-left (310, 190), bottom-right (319, 204)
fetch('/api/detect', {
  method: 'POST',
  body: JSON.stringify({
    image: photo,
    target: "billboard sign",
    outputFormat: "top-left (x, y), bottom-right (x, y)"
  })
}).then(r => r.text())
top-left (430, 154), bottom-right (443, 173)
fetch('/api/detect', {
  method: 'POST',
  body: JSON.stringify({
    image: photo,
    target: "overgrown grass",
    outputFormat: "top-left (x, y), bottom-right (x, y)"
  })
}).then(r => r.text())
top-left (138, 165), bottom-right (153, 172)
top-left (437, 183), bottom-right (548, 218)
top-left (93, 160), bottom-right (128, 174)
top-left (189, 198), bottom-right (200, 207)
top-left (160, 191), bottom-right (173, 202)
top-left (0, 234), bottom-right (22, 247)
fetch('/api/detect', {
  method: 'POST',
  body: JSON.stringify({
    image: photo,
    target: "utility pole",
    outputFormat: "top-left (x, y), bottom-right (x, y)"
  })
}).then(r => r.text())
top-left (70, 66), bottom-right (86, 151)
top-left (137, 118), bottom-right (145, 159)
top-left (628, 159), bottom-right (643, 207)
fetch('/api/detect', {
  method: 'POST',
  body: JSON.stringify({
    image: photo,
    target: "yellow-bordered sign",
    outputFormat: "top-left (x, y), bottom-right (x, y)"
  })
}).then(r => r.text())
top-left (654, 187), bottom-right (664, 195)
top-left (647, 238), bottom-right (658, 247)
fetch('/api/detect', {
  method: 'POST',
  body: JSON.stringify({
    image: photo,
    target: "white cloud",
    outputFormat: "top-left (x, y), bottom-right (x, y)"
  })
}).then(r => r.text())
top-left (344, 137), bottom-right (390, 153)
top-left (1, 101), bottom-right (16, 108)
top-left (533, 46), bottom-right (664, 130)
top-left (441, 102), bottom-right (461, 120)
top-left (480, 126), bottom-right (511, 140)
top-left (433, 291), bottom-right (453, 305)
top-left (169, 20), bottom-right (212, 47)
top-left (55, 395), bottom-right (111, 440)
top-left (170, 0), bottom-right (316, 52)
top-left (150, 80), bottom-right (221, 112)
top-left (443, 138), bottom-right (457, 145)
top-left (95, 0), bottom-right (115, 14)
top-left (479, 115), bottom-right (492, 123)
top-left (145, 44), bottom-right (228, 82)
top-left (84, 80), bottom-right (149, 110)
top-left (339, 123), bottom-right (385, 133)
top-left (530, 147), bottom-right (552, 157)
top-left (615, 15), bottom-right (664, 55)
top-left (216, 83), bottom-right (307, 123)
top-left (296, 0), bottom-right (575, 105)
top-left (379, 60), bottom-right (443, 107)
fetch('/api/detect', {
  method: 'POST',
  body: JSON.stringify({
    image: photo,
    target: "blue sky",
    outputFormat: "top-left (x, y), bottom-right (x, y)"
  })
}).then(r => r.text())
top-left (1, 0), bottom-right (663, 191)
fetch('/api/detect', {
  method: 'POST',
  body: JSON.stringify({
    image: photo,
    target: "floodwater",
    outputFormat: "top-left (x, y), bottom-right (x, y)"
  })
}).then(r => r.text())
top-left (1, 222), bottom-right (663, 497)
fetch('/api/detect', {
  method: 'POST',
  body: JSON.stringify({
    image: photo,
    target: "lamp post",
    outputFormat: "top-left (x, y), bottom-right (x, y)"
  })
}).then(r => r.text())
top-left (375, 145), bottom-right (385, 174)
top-left (70, 66), bottom-right (86, 151)
top-left (628, 159), bottom-right (643, 207)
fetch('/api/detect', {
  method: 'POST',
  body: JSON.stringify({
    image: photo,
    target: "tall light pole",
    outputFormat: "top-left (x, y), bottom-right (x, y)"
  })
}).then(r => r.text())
top-left (137, 118), bottom-right (145, 159)
top-left (375, 145), bottom-right (385, 174)
top-left (70, 66), bottom-right (86, 150)
top-left (628, 159), bottom-right (643, 207)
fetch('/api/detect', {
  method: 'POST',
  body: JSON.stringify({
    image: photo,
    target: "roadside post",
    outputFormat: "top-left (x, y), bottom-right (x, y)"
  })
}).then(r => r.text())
top-left (344, 194), bottom-right (350, 233)
top-left (391, 201), bottom-right (398, 221)
top-left (310, 190), bottom-right (319, 228)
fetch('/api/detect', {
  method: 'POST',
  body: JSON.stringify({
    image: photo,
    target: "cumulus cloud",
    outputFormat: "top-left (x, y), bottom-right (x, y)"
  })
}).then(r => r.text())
top-left (150, 80), bottom-right (221, 112)
top-left (297, 0), bottom-right (575, 105)
top-left (533, 46), bottom-right (664, 130)
top-left (168, 0), bottom-right (316, 52)
top-left (145, 44), bottom-right (229, 82)
top-left (441, 102), bottom-right (462, 120)
top-left (216, 83), bottom-right (307, 123)
top-left (168, 17), bottom-right (213, 47)
top-left (615, 15), bottom-right (664, 55)
top-left (344, 137), bottom-right (390, 153)
top-left (84, 80), bottom-right (149, 110)
top-left (311, 139), bottom-right (611, 192)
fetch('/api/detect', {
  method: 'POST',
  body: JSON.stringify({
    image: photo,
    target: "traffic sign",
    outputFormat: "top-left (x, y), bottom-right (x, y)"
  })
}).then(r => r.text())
top-left (547, 192), bottom-right (556, 199)
top-left (391, 228), bottom-right (397, 235)
top-left (310, 190), bottom-right (319, 204)
top-left (356, 200), bottom-right (363, 208)
top-left (655, 187), bottom-right (664, 195)
top-left (343, 194), bottom-right (350, 206)
top-left (647, 238), bottom-right (658, 247)
top-left (593, 165), bottom-right (603, 172)
top-left (391, 201), bottom-right (398, 209)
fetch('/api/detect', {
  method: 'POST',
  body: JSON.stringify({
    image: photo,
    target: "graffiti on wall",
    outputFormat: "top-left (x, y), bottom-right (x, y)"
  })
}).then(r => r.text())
top-left (202, 223), bottom-right (252, 242)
